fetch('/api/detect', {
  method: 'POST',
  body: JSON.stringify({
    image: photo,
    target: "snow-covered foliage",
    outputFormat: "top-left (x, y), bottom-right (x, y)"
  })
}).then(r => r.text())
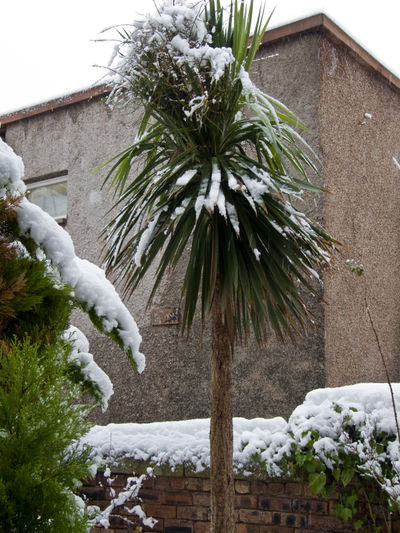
top-left (83, 417), bottom-right (286, 473)
top-left (83, 384), bottom-right (400, 507)
top-left (0, 138), bottom-right (145, 408)
top-left (64, 326), bottom-right (114, 411)
top-left (16, 198), bottom-right (144, 373)
top-left (106, 0), bottom-right (316, 223)
top-left (108, 0), bottom-right (233, 122)
top-left (89, 468), bottom-right (157, 530)
top-left (103, 0), bottom-right (337, 343)
top-left (0, 138), bottom-right (26, 197)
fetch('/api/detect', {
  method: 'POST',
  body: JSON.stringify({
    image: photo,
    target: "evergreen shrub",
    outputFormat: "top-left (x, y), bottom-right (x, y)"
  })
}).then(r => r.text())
top-left (0, 337), bottom-right (93, 532)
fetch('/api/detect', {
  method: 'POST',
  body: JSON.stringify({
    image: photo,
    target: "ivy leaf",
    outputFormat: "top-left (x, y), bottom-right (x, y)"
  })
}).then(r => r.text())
top-left (337, 506), bottom-right (354, 522)
top-left (341, 468), bottom-right (354, 487)
top-left (354, 519), bottom-right (364, 530)
top-left (345, 492), bottom-right (357, 508)
top-left (308, 472), bottom-right (326, 494)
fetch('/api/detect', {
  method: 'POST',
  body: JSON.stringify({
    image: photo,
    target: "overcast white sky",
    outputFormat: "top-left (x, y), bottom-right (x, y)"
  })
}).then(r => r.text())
top-left (1, 0), bottom-right (399, 116)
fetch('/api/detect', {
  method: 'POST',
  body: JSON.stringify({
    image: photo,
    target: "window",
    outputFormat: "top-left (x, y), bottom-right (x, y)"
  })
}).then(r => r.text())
top-left (26, 171), bottom-right (68, 223)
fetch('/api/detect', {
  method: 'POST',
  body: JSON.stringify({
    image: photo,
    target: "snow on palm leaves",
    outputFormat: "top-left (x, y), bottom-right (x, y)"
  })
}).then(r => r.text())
top-left (103, 0), bottom-right (337, 345)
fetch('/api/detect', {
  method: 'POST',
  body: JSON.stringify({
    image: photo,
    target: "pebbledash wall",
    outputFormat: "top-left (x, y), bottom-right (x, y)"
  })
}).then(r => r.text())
top-left (84, 470), bottom-right (399, 533)
top-left (1, 14), bottom-right (399, 424)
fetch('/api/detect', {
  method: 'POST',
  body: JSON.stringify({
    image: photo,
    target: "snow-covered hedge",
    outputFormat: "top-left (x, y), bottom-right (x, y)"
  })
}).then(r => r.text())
top-left (84, 383), bottom-right (400, 519)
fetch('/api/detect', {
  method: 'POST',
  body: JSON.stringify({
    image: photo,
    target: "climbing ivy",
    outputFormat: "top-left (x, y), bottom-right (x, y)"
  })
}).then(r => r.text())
top-left (273, 403), bottom-right (400, 532)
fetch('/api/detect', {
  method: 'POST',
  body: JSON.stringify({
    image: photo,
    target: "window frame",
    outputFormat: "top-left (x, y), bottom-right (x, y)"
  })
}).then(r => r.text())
top-left (26, 172), bottom-right (68, 224)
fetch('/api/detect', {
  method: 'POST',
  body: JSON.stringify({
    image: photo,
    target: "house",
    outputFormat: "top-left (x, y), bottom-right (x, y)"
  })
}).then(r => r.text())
top-left (1, 14), bottom-right (399, 425)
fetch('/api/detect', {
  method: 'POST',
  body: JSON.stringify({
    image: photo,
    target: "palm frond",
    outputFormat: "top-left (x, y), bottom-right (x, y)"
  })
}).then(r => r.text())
top-left (101, 0), bottom-right (338, 346)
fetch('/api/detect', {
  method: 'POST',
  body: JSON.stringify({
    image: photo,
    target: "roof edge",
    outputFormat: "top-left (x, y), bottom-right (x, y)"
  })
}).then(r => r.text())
top-left (261, 13), bottom-right (400, 91)
top-left (1, 13), bottom-right (399, 125)
top-left (0, 84), bottom-right (111, 126)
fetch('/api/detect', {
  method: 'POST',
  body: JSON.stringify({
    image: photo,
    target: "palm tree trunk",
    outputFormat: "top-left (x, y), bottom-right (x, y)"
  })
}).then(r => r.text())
top-left (210, 297), bottom-right (235, 533)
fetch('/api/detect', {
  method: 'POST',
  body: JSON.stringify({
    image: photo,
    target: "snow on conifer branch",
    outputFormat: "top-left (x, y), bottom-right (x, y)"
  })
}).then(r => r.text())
top-left (0, 138), bottom-right (145, 375)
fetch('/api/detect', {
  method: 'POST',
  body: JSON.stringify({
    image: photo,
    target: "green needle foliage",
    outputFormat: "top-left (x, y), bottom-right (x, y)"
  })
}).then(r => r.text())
top-left (0, 198), bottom-right (97, 531)
top-left (103, 0), bottom-right (336, 346)
top-left (0, 337), bottom-right (93, 533)
top-left (0, 197), bottom-right (70, 349)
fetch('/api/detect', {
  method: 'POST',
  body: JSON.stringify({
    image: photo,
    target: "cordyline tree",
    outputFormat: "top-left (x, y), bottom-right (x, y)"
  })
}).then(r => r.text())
top-left (102, 0), bottom-right (336, 530)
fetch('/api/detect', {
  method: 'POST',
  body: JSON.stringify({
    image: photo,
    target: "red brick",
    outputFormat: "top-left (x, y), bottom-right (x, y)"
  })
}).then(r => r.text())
top-left (164, 518), bottom-right (195, 530)
top-left (251, 480), bottom-right (269, 495)
top-left (185, 478), bottom-right (204, 491)
top-left (139, 489), bottom-right (163, 504)
top-left (141, 477), bottom-right (155, 489)
top-left (236, 524), bottom-right (260, 533)
top-left (143, 503), bottom-right (177, 519)
top-left (163, 491), bottom-right (193, 506)
top-left (109, 513), bottom-right (139, 528)
top-left (239, 509), bottom-right (271, 524)
top-left (177, 505), bottom-right (209, 521)
top-left (154, 477), bottom-right (171, 490)
top-left (284, 482), bottom-right (302, 497)
top-left (192, 491), bottom-right (211, 506)
top-left (143, 518), bottom-right (164, 532)
top-left (292, 498), bottom-right (328, 515)
top-left (235, 480), bottom-right (251, 494)
top-left (194, 522), bottom-right (211, 533)
top-left (267, 482), bottom-right (285, 496)
top-left (236, 494), bottom-right (258, 509)
top-left (270, 511), bottom-right (307, 528)
top-left (85, 477), bottom-right (398, 533)
top-left (260, 527), bottom-right (293, 533)
top-left (81, 485), bottom-right (107, 501)
top-left (202, 478), bottom-right (211, 491)
top-left (258, 496), bottom-right (291, 512)
top-left (328, 499), bottom-right (339, 516)
top-left (170, 477), bottom-right (185, 490)
top-left (309, 513), bottom-right (348, 529)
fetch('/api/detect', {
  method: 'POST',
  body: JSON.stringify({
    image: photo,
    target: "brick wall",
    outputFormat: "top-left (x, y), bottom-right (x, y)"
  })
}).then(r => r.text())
top-left (83, 471), bottom-right (368, 533)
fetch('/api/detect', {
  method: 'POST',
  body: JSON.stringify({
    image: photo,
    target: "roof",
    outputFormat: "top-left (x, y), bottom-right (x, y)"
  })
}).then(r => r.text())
top-left (261, 13), bottom-right (400, 91)
top-left (1, 13), bottom-right (399, 126)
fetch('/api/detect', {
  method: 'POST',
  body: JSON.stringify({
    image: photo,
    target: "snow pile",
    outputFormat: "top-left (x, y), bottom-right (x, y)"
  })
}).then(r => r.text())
top-left (289, 383), bottom-right (400, 438)
top-left (0, 138), bottom-right (26, 197)
top-left (83, 417), bottom-right (287, 473)
top-left (83, 384), bottom-right (400, 504)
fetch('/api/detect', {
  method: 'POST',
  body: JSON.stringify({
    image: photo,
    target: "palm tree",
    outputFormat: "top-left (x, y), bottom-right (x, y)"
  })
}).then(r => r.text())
top-left (101, 0), bottom-right (336, 530)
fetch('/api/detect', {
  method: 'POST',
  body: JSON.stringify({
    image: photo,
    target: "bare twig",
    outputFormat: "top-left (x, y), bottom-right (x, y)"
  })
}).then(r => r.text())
top-left (365, 299), bottom-right (400, 444)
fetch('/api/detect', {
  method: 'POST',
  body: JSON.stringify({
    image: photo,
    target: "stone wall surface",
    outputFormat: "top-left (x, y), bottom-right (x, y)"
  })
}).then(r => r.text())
top-left (319, 36), bottom-right (400, 386)
top-left (84, 472), bottom-right (396, 533)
